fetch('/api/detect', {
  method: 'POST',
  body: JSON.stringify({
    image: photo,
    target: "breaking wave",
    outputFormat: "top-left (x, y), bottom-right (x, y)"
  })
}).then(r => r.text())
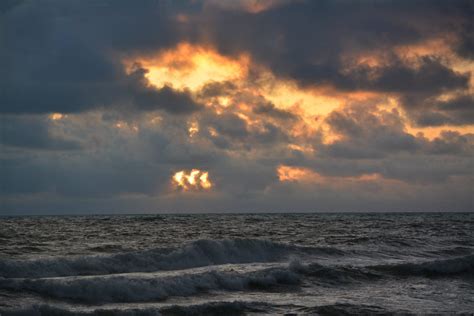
top-left (0, 260), bottom-right (389, 304)
top-left (3, 255), bottom-right (471, 305)
top-left (0, 265), bottom-right (302, 303)
top-left (0, 238), bottom-right (342, 278)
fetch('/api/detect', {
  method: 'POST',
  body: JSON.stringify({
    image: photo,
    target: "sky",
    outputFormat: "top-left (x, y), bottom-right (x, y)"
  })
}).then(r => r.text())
top-left (1, 0), bottom-right (473, 214)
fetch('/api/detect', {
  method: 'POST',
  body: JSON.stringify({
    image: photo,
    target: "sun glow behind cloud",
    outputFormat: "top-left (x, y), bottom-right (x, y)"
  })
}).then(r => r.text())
top-left (126, 41), bottom-right (474, 144)
top-left (2, 0), bottom-right (474, 213)
top-left (172, 169), bottom-right (212, 191)
top-left (49, 113), bottom-right (65, 120)
top-left (125, 43), bottom-right (342, 118)
top-left (121, 40), bottom-right (474, 194)
top-left (277, 165), bottom-right (392, 184)
top-left (130, 43), bottom-right (250, 91)
top-left (188, 121), bottom-right (199, 138)
top-left (123, 42), bottom-right (349, 146)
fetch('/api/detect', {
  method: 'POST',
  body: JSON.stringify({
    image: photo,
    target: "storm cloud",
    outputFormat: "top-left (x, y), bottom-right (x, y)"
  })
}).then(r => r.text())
top-left (1, 0), bottom-right (473, 213)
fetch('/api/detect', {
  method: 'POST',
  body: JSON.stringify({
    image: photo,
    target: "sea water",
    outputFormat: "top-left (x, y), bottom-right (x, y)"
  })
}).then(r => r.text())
top-left (0, 213), bottom-right (473, 315)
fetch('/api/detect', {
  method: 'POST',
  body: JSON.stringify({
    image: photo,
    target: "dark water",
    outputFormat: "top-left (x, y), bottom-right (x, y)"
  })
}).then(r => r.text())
top-left (0, 213), bottom-right (473, 315)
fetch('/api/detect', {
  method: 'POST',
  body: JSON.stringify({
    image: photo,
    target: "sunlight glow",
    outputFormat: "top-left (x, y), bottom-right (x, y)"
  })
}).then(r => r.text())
top-left (50, 113), bottom-right (65, 120)
top-left (172, 169), bottom-right (212, 191)
top-left (277, 165), bottom-right (384, 183)
top-left (131, 43), bottom-right (250, 91)
top-left (277, 165), bottom-right (320, 182)
top-left (124, 42), bottom-right (474, 144)
top-left (114, 121), bottom-right (139, 133)
top-left (125, 42), bottom-right (341, 120)
top-left (188, 121), bottom-right (199, 137)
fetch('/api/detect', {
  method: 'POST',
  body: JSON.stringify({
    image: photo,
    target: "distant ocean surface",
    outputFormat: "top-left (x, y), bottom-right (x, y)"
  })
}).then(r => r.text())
top-left (0, 213), bottom-right (473, 315)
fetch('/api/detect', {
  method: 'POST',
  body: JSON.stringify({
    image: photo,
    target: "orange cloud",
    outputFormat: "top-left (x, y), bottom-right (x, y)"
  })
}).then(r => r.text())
top-left (277, 165), bottom-right (384, 184)
top-left (172, 169), bottom-right (212, 191)
top-left (127, 43), bottom-right (250, 91)
top-left (125, 42), bottom-right (473, 146)
top-left (188, 121), bottom-right (199, 138)
top-left (125, 42), bottom-right (342, 119)
top-left (407, 126), bottom-right (474, 140)
top-left (49, 113), bottom-right (66, 121)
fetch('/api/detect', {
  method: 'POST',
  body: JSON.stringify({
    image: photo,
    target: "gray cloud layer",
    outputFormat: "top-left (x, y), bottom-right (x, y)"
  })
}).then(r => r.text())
top-left (1, 0), bottom-right (473, 213)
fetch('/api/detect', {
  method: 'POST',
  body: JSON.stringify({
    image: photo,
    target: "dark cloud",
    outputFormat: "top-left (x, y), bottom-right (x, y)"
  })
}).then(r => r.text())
top-left (198, 81), bottom-right (237, 98)
top-left (200, 111), bottom-right (290, 151)
top-left (457, 32), bottom-right (474, 60)
top-left (321, 107), bottom-right (420, 159)
top-left (378, 155), bottom-right (473, 183)
top-left (2, 0), bottom-right (471, 114)
top-left (198, 1), bottom-right (472, 135)
top-left (258, 55), bottom-right (469, 95)
top-left (203, 0), bottom-right (471, 93)
top-left (0, 0), bottom-right (200, 115)
top-left (253, 102), bottom-right (297, 121)
top-left (0, 156), bottom-right (53, 195)
top-left (426, 131), bottom-right (474, 155)
top-left (0, 115), bottom-right (81, 150)
top-left (127, 66), bottom-right (202, 113)
top-left (412, 95), bottom-right (474, 127)
top-left (0, 155), bottom-right (167, 197)
top-left (454, 1), bottom-right (474, 59)
top-left (360, 57), bottom-right (468, 94)
top-left (0, 0), bottom-right (23, 14)
top-left (298, 105), bottom-right (474, 184)
top-left (1, 0), bottom-right (473, 213)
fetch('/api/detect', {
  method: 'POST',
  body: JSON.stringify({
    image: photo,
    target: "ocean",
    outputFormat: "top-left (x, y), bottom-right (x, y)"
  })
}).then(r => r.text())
top-left (0, 213), bottom-right (473, 315)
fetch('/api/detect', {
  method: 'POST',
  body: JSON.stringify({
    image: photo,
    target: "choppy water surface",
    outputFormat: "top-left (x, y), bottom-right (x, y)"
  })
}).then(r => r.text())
top-left (0, 213), bottom-right (473, 315)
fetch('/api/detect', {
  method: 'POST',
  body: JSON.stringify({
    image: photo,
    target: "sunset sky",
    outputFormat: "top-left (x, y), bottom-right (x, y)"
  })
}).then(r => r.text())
top-left (1, 0), bottom-right (473, 213)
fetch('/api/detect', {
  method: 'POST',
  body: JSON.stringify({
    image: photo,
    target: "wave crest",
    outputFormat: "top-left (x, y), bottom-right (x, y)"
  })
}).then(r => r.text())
top-left (0, 265), bottom-right (301, 303)
top-left (0, 238), bottom-right (344, 279)
top-left (0, 238), bottom-right (311, 278)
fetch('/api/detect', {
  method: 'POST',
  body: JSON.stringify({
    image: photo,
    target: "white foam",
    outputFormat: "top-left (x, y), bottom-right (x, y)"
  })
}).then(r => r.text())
top-left (0, 264), bottom-right (301, 303)
top-left (0, 238), bottom-right (340, 278)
